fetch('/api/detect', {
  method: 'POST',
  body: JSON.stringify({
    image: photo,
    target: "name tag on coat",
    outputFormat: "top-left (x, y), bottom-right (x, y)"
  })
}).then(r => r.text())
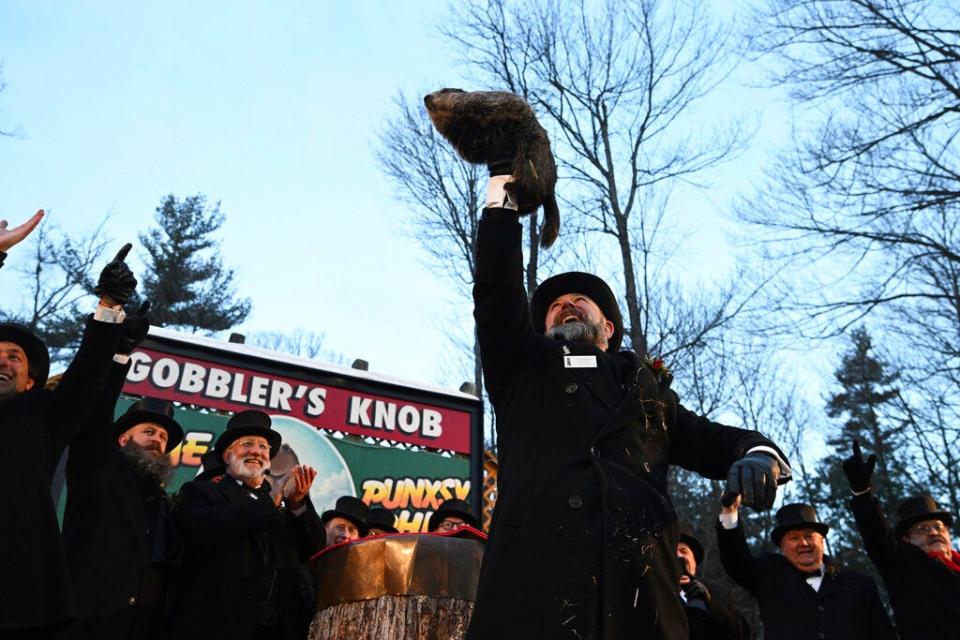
top-left (564, 355), bottom-right (597, 368)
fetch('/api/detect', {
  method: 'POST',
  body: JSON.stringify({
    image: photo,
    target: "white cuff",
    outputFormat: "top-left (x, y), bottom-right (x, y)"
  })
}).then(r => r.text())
top-left (746, 445), bottom-right (792, 482)
top-left (719, 511), bottom-right (739, 530)
top-left (486, 175), bottom-right (518, 210)
top-left (112, 354), bottom-right (130, 364)
top-left (851, 487), bottom-right (871, 496)
top-left (94, 304), bottom-right (126, 324)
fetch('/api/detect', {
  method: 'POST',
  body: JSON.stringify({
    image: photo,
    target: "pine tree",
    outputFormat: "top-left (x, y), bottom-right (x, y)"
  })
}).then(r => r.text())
top-left (815, 327), bottom-right (909, 572)
top-left (137, 194), bottom-right (251, 333)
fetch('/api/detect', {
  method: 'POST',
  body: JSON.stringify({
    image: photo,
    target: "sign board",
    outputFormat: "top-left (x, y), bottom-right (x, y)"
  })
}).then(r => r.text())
top-left (56, 328), bottom-right (483, 532)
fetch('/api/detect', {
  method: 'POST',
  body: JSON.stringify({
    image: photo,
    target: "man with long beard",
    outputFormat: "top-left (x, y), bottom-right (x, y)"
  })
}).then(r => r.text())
top-left (62, 359), bottom-right (184, 640)
top-left (172, 410), bottom-right (325, 640)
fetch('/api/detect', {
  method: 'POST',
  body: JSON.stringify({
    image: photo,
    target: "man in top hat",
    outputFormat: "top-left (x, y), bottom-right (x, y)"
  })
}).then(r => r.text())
top-left (322, 496), bottom-right (369, 546)
top-left (716, 496), bottom-right (894, 640)
top-left (0, 208), bottom-right (44, 269)
top-left (61, 304), bottom-right (177, 640)
top-left (172, 410), bottom-right (325, 640)
top-left (463, 135), bottom-right (794, 640)
top-left (676, 530), bottom-right (751, 640)
top-left (843, 441), bottom-right (960, 635)
top-left (365, 506), bottom-right (399, 536)
top-left (1, 242), bottom-right (139, 638)
top-left (427, 498), bottom-right (480, 533)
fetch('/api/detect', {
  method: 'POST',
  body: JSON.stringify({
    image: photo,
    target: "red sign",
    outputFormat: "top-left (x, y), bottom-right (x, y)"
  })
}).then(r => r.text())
top-left (123, 348), bottom-right (472, 454)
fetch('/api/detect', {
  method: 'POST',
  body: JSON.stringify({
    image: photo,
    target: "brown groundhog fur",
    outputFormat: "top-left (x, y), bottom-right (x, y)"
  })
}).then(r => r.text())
top-left (424, 88), bottom-right (560, 248)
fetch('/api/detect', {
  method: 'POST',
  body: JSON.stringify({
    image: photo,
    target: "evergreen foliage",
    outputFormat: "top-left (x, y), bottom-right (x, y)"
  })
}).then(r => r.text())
top-left (136, 194), bottom-right (251, 333)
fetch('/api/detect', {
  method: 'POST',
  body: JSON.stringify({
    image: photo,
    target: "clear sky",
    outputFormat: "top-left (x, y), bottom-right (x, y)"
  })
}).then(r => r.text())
top-left (0, 1), bottom-right (806, 397)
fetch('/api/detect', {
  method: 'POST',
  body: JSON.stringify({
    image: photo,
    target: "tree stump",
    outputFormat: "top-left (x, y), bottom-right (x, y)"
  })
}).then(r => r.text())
top-left (309, 533), bottom-right (484, 640)
top-left (309, 595), bottom-right (474, 640)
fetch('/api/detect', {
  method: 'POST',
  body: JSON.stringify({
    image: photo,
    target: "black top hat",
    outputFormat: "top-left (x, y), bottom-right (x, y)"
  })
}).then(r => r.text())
top-left (322, 496), bottom-right (370, 534)
top-left (213, 410), bottom-right (282, 460)
top-left (895, 495), bottom-right (954, 537)
top-left (0, 322), bottom-right (50, 389)
top-left (113, 398), bottom-right (184, 453)
top-left (365, 506), bottom-right (398, 534)
top-left (678, 533), bottom-right (705, 567)
top-left (770, 503), bottom-right (830, 546)
top-left (530, 272), bottom-right (624, 352)
top-left (427, 498), bottom-right (480, 532)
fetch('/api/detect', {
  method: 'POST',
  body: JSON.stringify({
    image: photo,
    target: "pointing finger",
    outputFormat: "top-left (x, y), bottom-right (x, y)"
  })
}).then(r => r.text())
top-left (114, 242), bottom-right (133, 262)
top-left (852, 439), bottom-right (862, 460)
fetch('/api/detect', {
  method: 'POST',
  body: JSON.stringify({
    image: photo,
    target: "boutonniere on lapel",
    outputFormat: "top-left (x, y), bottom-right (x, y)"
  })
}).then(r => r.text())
top-left (643, 354), bottom-right (673, 387)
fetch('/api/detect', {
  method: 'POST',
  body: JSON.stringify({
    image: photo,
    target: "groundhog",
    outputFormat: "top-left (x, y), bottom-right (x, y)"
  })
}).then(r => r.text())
top-left (424, 88), bottom-right (560, 248)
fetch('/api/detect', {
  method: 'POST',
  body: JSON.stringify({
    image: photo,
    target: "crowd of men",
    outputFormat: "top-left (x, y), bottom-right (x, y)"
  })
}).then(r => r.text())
top-left (2, 200), bottom-right (958, 640)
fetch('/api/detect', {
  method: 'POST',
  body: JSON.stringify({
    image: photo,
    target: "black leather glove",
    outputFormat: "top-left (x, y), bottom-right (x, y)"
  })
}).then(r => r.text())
top-left (724, 452), bottom-right (780, 510)
top-left (682, 578), bottom-right (712, 606)
top-left (117, 301), bottom-right (150, 355)
top-left (95, 243), bottom-right (137, 305)
top-left (842, 439), bottom-right (876, 493)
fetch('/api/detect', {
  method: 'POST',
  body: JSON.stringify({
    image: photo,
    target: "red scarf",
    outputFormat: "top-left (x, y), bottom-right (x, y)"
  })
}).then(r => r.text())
top-left (928, 549), bottom-right (960, 573)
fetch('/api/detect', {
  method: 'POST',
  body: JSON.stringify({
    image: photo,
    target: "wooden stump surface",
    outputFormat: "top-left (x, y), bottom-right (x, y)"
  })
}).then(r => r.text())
top-left (309, 595), bottom-right (474, 640)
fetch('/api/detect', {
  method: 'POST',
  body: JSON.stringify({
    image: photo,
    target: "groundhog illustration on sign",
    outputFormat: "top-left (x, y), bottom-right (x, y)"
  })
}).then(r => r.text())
top-left (424, 88), bottom-right (560, 248)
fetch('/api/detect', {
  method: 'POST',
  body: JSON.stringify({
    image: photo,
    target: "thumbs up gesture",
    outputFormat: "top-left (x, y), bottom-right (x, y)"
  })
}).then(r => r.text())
top-left (95, 243), bottom-right (138, 306)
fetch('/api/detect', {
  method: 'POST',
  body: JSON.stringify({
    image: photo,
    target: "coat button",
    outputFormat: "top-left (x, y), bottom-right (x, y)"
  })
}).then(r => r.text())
top-left (568, 494), bottom-right (583, 509)
top-left (128, 596), bottom-right (137, 606)
top-left (565, 382), bottom-right (578, 394)
top-left (590, 446), bottom-right (600, 459)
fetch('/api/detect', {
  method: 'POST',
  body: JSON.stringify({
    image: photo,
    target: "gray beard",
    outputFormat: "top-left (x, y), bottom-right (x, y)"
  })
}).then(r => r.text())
top-left (121, 442), bottom-right (174, 487)
top-left (546, 320), bottom-right (605, 347)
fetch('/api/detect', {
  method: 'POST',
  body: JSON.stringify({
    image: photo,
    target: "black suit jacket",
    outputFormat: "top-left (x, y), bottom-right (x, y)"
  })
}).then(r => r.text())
top-left (716, 519), bottom-right (895, 640)
top-left (1, 317), bottom-right (121, 632)
top-left (62, 360), bottom-right (178, 640)
top-left (851, 492), bottom-right (960, 638)
top-left (171, 475), bottom-right (324, 640)
top-left (466, 211), bottom-right (788, 640)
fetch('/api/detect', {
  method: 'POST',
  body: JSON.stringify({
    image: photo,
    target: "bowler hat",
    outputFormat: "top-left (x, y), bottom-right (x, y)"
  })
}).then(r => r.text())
top-left (894, 495), bottom-right (954, 537)
top-left (365, 506), bottom-right (399, 534)
top-left (771, 503), bottom-right (830, 546)
top-left (0, 322), bottom-right (50, 388)
top-left (213, 410), bottom-right (282, 460)
top-left (530, 272), bottom-right (623, 352)
top-left (322, 496), bottom-right (369, 534)
top-left (427, 498), bottom-right (480, 532)
top-left (114, 398), bottom-right (184, 452)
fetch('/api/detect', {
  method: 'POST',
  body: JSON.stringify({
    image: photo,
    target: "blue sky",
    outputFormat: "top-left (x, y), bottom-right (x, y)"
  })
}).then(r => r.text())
top-left (0, 1), bottom-right (803, 395)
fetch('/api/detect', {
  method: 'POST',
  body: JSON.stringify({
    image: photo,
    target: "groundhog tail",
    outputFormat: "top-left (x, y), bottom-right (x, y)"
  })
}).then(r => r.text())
top-left (539, 193), bottom-right (560, 248)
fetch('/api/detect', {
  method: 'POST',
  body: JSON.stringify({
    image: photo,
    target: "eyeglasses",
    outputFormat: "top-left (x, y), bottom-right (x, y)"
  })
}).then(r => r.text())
top-left (234, 439), bottom-right (271, 453)
top-left (438, 519), bottom-right (466, 531)
top-left (909, 521), bottom-right (949, 536)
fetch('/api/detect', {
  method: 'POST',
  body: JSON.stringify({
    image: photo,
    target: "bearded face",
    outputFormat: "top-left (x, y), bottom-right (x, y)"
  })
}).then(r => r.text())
top-left (121, 441), bottom-right (175, 487)
top-left (543, 294), bottom-right (613, 350)
top-left (224, 438), bottom-right (272, 487)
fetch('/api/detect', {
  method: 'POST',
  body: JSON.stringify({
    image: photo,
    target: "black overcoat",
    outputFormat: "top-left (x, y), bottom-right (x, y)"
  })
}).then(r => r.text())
top-left (61, 361), bottom-right (179, 640)
top-left (716, 520), bottom-right (895, 640)
top-left (1, 317), bottom-right (121, 633)
top-left (851, 492), bottom-right (960, 638)
top-left (170, 476), bottom-right (325, 640)
top-left (466, 211), bottom-right (786, 640)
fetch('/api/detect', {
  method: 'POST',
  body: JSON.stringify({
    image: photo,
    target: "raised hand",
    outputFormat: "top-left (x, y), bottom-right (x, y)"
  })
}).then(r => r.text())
top-left (283, 465), bottom-right (318, 506)
top-left (842, 439), bottom-right (876, 493)
top-left (117, 301), bottom-right (151, 355)
top-left (95, 243), bottom-right (137, 306)
top-left (0, 210), bottom-right (44, 252)
top-left (723, 453), bottom-right (780, 510)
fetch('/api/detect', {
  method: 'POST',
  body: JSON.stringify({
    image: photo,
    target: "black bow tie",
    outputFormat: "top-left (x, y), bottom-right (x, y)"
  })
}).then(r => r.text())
top-left (801, 568), bottom-right (823, 579)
